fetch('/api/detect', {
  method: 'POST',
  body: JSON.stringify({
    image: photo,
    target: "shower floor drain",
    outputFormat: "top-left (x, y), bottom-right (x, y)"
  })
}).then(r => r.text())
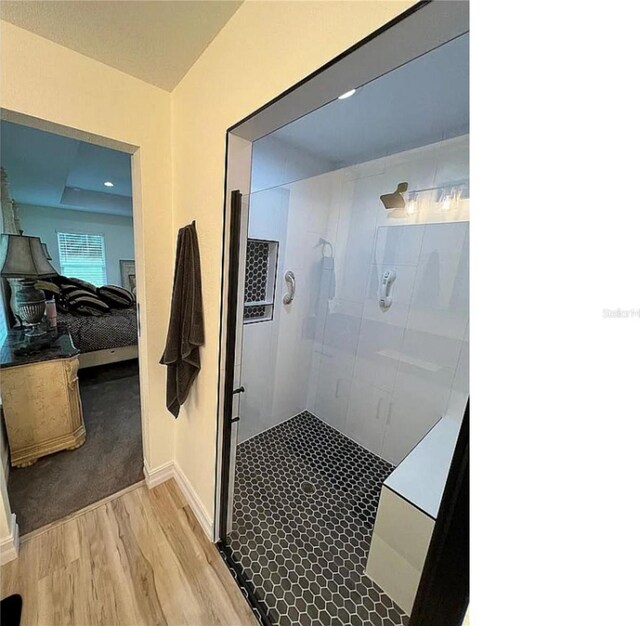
top-left (301, 481), bottom-right (316, 495)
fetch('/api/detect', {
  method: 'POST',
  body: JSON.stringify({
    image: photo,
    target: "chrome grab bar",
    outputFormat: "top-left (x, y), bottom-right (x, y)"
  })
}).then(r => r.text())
top-left (283, 270), bottom-right (296, 305)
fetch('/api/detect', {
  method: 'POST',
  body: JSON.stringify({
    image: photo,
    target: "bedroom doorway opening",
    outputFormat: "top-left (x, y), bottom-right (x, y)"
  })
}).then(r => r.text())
top-left (0, 118), bottom-right (143, 534)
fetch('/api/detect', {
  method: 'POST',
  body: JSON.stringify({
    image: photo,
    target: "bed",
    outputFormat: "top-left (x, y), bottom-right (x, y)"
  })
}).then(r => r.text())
top-left (57, 307), bottom-right (139, 369)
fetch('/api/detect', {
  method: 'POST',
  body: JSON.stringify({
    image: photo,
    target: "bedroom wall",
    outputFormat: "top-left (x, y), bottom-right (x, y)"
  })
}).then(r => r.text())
top-left (171, 1), bottom-right (414, 528)
top-left (0, 20), bottom-right (176, 545)
top-left (19, 204), bottom-right (135, 287)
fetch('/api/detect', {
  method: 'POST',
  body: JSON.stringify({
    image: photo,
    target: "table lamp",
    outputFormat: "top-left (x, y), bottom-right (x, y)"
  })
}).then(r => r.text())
top-left (0, 234), bottom-right (58, 333)
top-left (41, 242), bottom-right (52, 260)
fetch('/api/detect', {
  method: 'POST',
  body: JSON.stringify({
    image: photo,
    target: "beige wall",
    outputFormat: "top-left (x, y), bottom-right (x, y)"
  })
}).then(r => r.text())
top-left (0, 1), bottom-right (415, 541)
top-left (171, 1), bottom-right (414, 520)
top-left (0, 22), bottom-right (176, 476)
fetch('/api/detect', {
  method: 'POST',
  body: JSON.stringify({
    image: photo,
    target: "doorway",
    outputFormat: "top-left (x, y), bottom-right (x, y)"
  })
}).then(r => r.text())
top-left (0, 116), bottom-right (145, 535)
top-left (216, 3), bottom-right (469, 625)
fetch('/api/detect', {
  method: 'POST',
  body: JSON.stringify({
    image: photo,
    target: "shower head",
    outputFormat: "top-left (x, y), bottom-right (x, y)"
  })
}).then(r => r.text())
top-left (380, 182), bottom-right (408, 210)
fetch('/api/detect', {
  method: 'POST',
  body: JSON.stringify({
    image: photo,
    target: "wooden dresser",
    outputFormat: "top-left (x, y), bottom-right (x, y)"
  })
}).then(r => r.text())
top-left (0, 324), bottom-right (86, 467)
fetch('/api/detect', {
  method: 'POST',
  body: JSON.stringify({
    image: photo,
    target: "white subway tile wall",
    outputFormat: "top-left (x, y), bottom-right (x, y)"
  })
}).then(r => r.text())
top-left (240, 136), bottom-right (469, 467)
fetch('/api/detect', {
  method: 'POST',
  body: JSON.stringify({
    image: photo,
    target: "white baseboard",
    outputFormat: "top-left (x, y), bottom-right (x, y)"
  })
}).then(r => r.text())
top-left (0, 513), bottom-right (19, 565)
top-left (143, 460), bottom-right (214, 541)
top-left (144, 459), bottom-right (174, 488)
top-left (172, 462), bottom-right (214, 541)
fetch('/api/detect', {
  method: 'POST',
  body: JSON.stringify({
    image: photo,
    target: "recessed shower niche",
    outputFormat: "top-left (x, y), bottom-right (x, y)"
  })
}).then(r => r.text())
top-left (244, 238), bottom-right (278, 323)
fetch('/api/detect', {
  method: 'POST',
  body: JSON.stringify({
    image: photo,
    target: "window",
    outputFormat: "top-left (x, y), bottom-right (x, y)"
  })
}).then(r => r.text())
top-left (57, 232), bottom-right (107, 285)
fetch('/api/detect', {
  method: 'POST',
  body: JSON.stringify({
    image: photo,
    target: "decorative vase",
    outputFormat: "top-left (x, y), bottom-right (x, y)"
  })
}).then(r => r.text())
top-left (10, 278), bottom-right (46, 332)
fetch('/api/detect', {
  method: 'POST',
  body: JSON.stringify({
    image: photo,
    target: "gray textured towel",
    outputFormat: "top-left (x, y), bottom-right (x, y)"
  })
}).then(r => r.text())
top-left (160, 221), bottom-right (204, 417)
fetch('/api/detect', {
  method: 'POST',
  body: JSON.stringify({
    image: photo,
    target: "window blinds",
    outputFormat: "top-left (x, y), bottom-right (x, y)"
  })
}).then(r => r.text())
top-left (57, 232), bottom-right (107, 285)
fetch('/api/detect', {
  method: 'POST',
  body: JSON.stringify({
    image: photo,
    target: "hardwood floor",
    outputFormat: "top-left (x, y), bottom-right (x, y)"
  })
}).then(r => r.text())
top-left (1, 480), bottom-right (257, 626)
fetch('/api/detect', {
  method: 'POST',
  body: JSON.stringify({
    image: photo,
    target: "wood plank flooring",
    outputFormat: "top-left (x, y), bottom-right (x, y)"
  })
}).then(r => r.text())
top-left (1, 480), bottom-right (257, 626)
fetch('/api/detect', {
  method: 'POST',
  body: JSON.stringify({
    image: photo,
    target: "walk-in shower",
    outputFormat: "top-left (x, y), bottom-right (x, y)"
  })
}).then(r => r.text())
top-left (217, 8), bottom-right (469, 625)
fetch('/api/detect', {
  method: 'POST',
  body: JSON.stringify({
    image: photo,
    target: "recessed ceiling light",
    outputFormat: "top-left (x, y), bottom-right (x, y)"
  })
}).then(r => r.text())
top-left (104, 181), bottom-right (114, 187)
top-left (338, 88), bottom-right (356, 100)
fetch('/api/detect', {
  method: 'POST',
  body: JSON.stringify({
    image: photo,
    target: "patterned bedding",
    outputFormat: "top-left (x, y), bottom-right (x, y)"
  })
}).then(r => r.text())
top-left (57, 307), bottom-right (138, 353)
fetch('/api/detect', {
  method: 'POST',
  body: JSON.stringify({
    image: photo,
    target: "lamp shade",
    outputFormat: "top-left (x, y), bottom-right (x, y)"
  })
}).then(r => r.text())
top-left (41, 242), bottom-right (52, 260)
top-left (0, 234), bottom-right (58, 278)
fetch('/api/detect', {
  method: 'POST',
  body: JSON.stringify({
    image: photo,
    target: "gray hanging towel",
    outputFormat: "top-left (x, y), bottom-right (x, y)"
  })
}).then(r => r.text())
top-left (160, 221), bottom-right (204, 417)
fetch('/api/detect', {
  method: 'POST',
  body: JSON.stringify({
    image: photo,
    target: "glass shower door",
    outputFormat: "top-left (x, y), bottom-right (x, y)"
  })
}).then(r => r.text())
top-left (220, 188), bottom-right (287, 625)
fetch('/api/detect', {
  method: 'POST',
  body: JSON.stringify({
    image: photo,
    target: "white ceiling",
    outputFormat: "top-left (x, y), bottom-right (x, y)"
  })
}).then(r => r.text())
top-left (1, 120), bottom-right (133, 216)
top-left (0, 1), bottom-right (242, 91)
top-left (252, 33), bottom-right (469, 190)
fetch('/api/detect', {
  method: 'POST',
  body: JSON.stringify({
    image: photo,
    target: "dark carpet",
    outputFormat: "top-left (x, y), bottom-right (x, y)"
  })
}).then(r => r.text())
top-left (8, 360), bottom-right (143, 534)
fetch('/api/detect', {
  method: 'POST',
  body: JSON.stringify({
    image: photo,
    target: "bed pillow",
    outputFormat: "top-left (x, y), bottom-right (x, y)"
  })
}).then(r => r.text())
top-left (59, 284), bottom-right (91, 297)
top-left (54, 293), bottom-right (70, 313)
top-left (67, 293), bottom-right (111, 316)
top-left (97, 285), bottom-right (134, 308)
top-left (35, 280), bottom-right (60, 297)
top-left (53, 275), bottom-right (98, 294)
top-left (57, 285), bottom-right (90, 309)
top-left (55, 284), bottom-right (79, 307)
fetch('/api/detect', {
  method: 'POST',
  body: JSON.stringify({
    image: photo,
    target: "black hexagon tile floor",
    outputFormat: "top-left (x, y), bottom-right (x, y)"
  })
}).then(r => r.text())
top-left (225, 411), bottom-right (409, 626)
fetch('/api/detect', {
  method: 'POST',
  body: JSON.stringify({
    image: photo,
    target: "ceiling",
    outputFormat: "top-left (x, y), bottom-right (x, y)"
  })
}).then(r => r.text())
top-left (1, 120), bottom-right (133, 217)
top-left (252, 33), bottom-right (469, 190)
top-left (0, 1), bottom-right (242, 91)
